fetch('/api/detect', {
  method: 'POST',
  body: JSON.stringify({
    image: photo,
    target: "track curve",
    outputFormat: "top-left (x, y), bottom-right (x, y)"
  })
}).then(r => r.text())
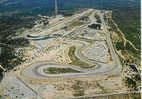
top-left (21, 38), bottom-right (119, 79)
top-left (21, 13), bottom-right (121, 79)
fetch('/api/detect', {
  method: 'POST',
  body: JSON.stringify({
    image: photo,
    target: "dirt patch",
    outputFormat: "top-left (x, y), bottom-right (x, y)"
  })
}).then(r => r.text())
top-left (38, 74), bottom-right (128, 98)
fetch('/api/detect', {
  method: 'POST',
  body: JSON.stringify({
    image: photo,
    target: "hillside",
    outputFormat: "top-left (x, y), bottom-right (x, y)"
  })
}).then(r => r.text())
top-left (0, 0), bottom-right (140, 16)
top-left (112, 7), bottom-right (140, 50)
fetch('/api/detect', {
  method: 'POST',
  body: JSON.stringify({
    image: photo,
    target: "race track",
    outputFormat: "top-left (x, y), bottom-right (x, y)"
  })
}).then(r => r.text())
top-left (21, 11), bottom-right (121, 80)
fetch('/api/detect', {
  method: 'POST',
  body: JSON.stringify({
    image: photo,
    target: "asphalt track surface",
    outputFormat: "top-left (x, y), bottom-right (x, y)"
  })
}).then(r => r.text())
top-left (22, 11), bottom-right (121, 79)
top-left (22, 40), bottom-right (120, 79)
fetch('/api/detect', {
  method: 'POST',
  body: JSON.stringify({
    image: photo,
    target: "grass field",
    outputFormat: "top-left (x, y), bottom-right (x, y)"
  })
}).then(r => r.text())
top-left (71, 37), bottom-right (94, 43)
top-left (43, 67), bottom-right (80, 74)
top-left (68, 46), bottom-right (94, 68)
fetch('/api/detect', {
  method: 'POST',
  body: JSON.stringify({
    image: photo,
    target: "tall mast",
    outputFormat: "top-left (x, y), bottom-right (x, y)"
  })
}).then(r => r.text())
top-left (55, 0), bottom-right (58, 16)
